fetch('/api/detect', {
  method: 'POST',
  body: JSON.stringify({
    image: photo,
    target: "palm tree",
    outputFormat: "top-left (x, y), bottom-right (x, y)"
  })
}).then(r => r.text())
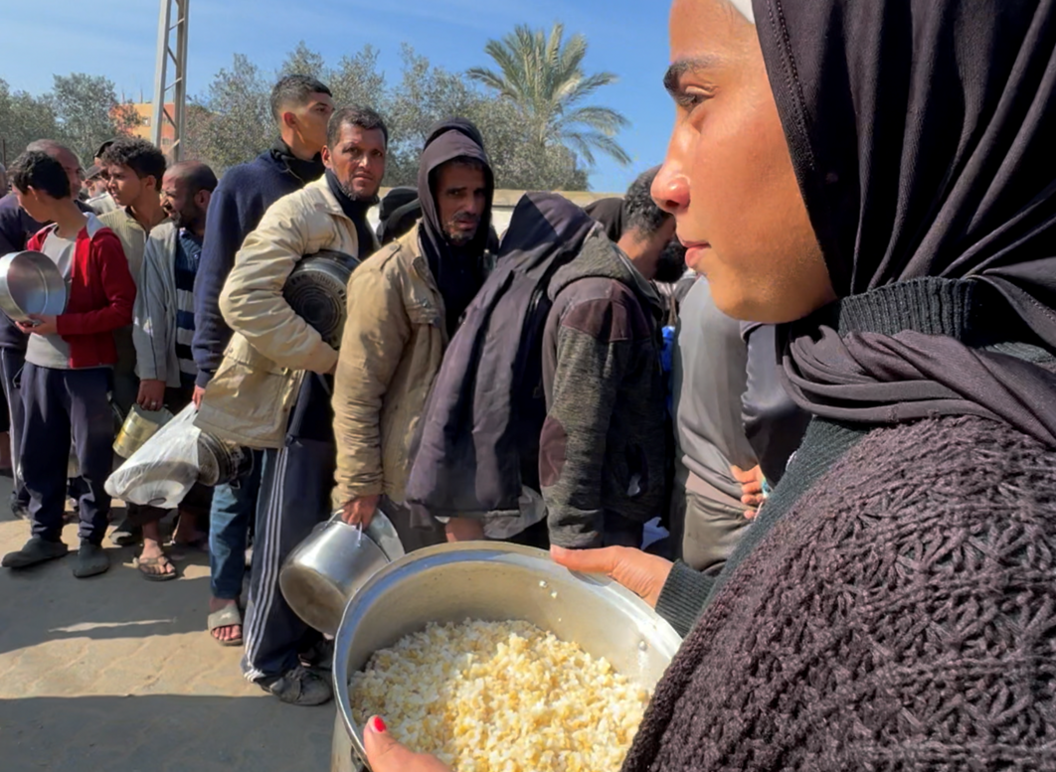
top-left (468, 23), bottom-right (632, 169)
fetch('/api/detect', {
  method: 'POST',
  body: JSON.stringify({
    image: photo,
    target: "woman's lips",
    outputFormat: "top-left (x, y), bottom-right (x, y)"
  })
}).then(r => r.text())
top-left (682, 242), bottom-right (711, 271)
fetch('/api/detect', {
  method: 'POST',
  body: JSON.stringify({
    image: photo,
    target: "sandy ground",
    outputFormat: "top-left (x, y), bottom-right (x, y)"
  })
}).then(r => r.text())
top-left (0, 474), bottom-right (335, 772)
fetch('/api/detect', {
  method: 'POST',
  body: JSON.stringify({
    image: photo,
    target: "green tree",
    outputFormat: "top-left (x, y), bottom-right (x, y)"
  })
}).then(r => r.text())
top-left (183, 41), bottom-right (601, 190)
top-left (0, 80), bottom-right (61, 163)
top-left (49, 73), bottom-right (138, 164)
top-left (185, 54), bottom-right (273, 171)
top-left (467, 23), bottom-right (631, 170)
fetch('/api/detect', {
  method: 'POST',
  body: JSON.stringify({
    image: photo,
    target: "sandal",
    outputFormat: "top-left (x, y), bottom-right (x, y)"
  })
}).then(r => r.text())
top-left (136, 554), bottom-right (178, 582)
top-left (208, 604), bottom-right (244, 647)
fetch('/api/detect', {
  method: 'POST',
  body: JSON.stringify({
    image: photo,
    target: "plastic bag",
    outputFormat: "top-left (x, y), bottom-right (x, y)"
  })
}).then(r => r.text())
top-left (105, 403), bottom-right (201, 508)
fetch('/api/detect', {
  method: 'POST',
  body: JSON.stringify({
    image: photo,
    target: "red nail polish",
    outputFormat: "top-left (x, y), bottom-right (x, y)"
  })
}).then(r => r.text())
top-left (370, 716), bottom-right (387, 733)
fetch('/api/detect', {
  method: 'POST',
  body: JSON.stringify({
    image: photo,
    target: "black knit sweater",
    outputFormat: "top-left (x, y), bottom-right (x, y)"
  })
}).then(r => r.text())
top-left (632, 280), bottom-right (1056, 771)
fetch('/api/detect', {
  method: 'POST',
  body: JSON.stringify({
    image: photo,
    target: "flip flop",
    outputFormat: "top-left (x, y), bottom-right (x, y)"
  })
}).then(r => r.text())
top-left (136, 555), bottom-right (178, 582)
top-left (207, 604), bottom-right (244, 647)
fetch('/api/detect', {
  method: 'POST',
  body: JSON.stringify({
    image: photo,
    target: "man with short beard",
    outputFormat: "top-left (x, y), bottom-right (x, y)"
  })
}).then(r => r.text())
top-left (195, 106), bottom-right (386, 705)
top-left (130, 161), bottom-right (218, 581)
top-left (333, 119), bottom-right (494, 546)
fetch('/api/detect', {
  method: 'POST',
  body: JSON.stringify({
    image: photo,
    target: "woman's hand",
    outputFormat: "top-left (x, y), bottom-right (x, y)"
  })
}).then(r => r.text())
top-left (364, 716), bottom-right (452, 772)
top-left (550, 545), bottom-right (673, 608)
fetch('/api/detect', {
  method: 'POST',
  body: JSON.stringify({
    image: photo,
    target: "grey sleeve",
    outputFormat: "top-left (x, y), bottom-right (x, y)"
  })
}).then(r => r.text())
top-left (741, 324), bottom-right (811, 485)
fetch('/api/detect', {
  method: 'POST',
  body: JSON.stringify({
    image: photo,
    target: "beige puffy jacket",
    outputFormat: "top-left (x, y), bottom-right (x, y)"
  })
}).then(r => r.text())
top-left (195, 177), bottom-right (374, 448)
top-left (332, 223), bottom-right (448, 506)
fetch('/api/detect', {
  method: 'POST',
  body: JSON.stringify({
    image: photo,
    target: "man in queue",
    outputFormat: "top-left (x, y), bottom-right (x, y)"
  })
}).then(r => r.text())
top-left (332, 119), bottom-right (495, 547)
top-left (196, 105), bottom-right (386, 706)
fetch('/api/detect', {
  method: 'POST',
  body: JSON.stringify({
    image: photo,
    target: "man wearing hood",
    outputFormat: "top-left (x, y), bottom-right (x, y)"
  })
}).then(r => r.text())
top-left (333, 119), bottom-right (494, 547)
top-left (199, 105), bottom-right (386, 706)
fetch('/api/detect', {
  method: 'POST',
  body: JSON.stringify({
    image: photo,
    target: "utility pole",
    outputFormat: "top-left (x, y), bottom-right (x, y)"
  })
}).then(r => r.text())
top-left (152, 0), bottom-right (189, 161)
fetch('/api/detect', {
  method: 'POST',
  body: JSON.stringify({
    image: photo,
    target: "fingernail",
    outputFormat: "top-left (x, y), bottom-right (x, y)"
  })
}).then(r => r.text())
top-left (369, 716), bottom-right (386, 733)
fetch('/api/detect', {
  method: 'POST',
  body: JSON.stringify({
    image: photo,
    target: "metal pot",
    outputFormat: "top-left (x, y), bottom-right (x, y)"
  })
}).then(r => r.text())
top-left (279, 510), bottom-right (405, 637)
top-left (283, 249), bottom-right (361, 349)
top-left (196, 431), bottom-right (253, 487)
top-left (0, 250), bottom-right (67, 323)
top-left (330, 543), bottom-right (682, 772)
top-left (113, 404), bottom-right (174, 459)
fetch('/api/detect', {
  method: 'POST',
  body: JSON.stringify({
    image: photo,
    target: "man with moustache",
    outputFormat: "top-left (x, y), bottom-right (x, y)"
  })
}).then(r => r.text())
top-left (333, 119), bottom-right (494, 547)
top-left (196, 106), bottom-right (386, 705)
top-left (131, 161), bottom-right (218, 580)
top-left (192, 74), bottom-right (333, 646)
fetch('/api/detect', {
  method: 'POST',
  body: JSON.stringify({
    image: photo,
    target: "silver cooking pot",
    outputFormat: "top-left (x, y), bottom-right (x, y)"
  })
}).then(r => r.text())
top-left (283, 249), bottom-right (361, 349)
top-left (329, 542), bottom-right (682, 772)
top-left (279, 510), bottom-right (405, 637)
top-left (0, 250), bottom-right (67, 323)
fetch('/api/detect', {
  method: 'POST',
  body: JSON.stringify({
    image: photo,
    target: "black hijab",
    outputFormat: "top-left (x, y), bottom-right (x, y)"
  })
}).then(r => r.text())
top-left (757, 0), bottom-right (1056, 446)
top-left (416, 119), bottom-right (495, 336)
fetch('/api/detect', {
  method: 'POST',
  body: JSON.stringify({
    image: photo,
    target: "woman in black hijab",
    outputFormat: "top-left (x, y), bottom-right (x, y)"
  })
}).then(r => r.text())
top-left (363, 1), bottom-right (1056, 769)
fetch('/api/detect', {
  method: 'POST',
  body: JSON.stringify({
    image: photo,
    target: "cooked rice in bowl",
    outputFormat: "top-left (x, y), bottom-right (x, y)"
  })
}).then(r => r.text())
top-left (350, 619), bottom-right (652, 771)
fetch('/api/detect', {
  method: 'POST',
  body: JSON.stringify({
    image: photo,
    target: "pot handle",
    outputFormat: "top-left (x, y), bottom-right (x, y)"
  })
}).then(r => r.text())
top-left (326, 507), bottom-right (406, 563)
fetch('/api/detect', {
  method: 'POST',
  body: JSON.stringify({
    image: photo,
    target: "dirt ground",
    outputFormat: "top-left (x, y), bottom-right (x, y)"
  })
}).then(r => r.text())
top-left (0, 474), bottom-right (335, 772)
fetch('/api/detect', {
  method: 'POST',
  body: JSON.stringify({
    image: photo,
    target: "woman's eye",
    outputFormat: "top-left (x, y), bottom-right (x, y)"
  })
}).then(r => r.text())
top-left (677, 90), bottom-right (711, 110)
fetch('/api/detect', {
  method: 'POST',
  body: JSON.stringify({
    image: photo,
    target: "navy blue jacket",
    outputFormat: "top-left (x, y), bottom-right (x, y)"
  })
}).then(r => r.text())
top-left (192, 150), bottom-right (316, 387)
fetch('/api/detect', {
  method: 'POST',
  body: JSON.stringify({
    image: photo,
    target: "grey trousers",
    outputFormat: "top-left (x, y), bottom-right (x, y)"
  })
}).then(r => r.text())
top-left (669, 484), bottom-right (750, 576)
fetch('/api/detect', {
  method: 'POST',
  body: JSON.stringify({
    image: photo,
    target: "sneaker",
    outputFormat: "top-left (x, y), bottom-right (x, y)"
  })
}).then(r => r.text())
top-left (72, 542), bottom-right (110, 578)
top-left (2, 536), bottom-right (69, 568)
top-left (258, 665), bottom-right (333, 706)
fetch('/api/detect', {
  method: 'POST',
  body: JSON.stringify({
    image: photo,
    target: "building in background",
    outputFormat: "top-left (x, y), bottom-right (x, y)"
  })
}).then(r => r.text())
top-left (126, 102), bottom-right (176, 154)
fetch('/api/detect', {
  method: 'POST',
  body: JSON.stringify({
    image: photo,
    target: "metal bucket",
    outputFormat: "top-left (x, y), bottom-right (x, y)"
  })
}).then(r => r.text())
top-left (113, 404), bottom-right (174, 459)
top-left (279, 510), bottom-right (405, 637)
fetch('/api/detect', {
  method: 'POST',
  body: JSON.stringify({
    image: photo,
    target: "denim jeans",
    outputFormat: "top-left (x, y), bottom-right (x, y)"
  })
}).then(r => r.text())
top-left (208, 450), bottom-right (264, 600)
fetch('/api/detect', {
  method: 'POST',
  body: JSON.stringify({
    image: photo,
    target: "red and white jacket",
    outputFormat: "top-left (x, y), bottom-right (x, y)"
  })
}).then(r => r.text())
top-left (26, 213), bottom-right (136, 368)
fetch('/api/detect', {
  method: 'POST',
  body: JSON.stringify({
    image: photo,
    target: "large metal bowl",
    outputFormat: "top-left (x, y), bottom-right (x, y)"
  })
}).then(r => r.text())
top-left (0, 250), bottom-right (67, 323)
top-left (330, 542), bottom-right (682, 772)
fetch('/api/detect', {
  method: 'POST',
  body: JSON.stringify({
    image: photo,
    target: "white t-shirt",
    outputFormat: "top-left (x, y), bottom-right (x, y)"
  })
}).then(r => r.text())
top-left (25, 231), bottom-right (74, 369)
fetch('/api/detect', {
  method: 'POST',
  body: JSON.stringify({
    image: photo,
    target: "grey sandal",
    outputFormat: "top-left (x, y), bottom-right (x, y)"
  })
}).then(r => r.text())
top-left (207, 604), bottom-right (243, 646)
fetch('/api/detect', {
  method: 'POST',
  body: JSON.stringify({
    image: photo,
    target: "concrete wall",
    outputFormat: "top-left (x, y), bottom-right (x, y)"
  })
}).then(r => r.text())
top-left (366, 188), bottom-right (620, 236)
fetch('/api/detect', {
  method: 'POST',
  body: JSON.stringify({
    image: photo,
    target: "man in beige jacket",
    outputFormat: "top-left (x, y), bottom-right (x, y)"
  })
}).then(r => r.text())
top-left (333, 119), bottom-right (494, 546)
top-left (197, 106), bottom-right (387, 707)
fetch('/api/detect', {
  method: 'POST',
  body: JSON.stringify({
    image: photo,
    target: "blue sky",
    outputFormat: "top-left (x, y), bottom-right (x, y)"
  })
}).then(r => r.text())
top-left (2, 0), bottom-right (675, 192)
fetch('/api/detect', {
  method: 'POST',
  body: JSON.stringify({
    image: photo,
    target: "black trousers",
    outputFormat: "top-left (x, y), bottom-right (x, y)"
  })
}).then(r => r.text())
top-left (241, 374), bottom-right (334, 681)
top-left (21, 364), bottom-right (114, 544)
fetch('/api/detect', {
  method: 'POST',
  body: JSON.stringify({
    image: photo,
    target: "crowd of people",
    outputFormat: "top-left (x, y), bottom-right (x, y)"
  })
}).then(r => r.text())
top-left (3, 0), bottom-right (1056, 767)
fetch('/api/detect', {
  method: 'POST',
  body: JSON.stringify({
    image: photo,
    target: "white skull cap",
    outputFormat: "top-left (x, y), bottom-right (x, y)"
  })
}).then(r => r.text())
top-left (728, 0), bottom-right (756, 23)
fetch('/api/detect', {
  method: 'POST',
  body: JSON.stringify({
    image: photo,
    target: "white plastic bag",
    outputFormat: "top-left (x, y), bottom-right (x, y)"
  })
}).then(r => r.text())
top-left (105, 404), bottom-right (201, 508)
